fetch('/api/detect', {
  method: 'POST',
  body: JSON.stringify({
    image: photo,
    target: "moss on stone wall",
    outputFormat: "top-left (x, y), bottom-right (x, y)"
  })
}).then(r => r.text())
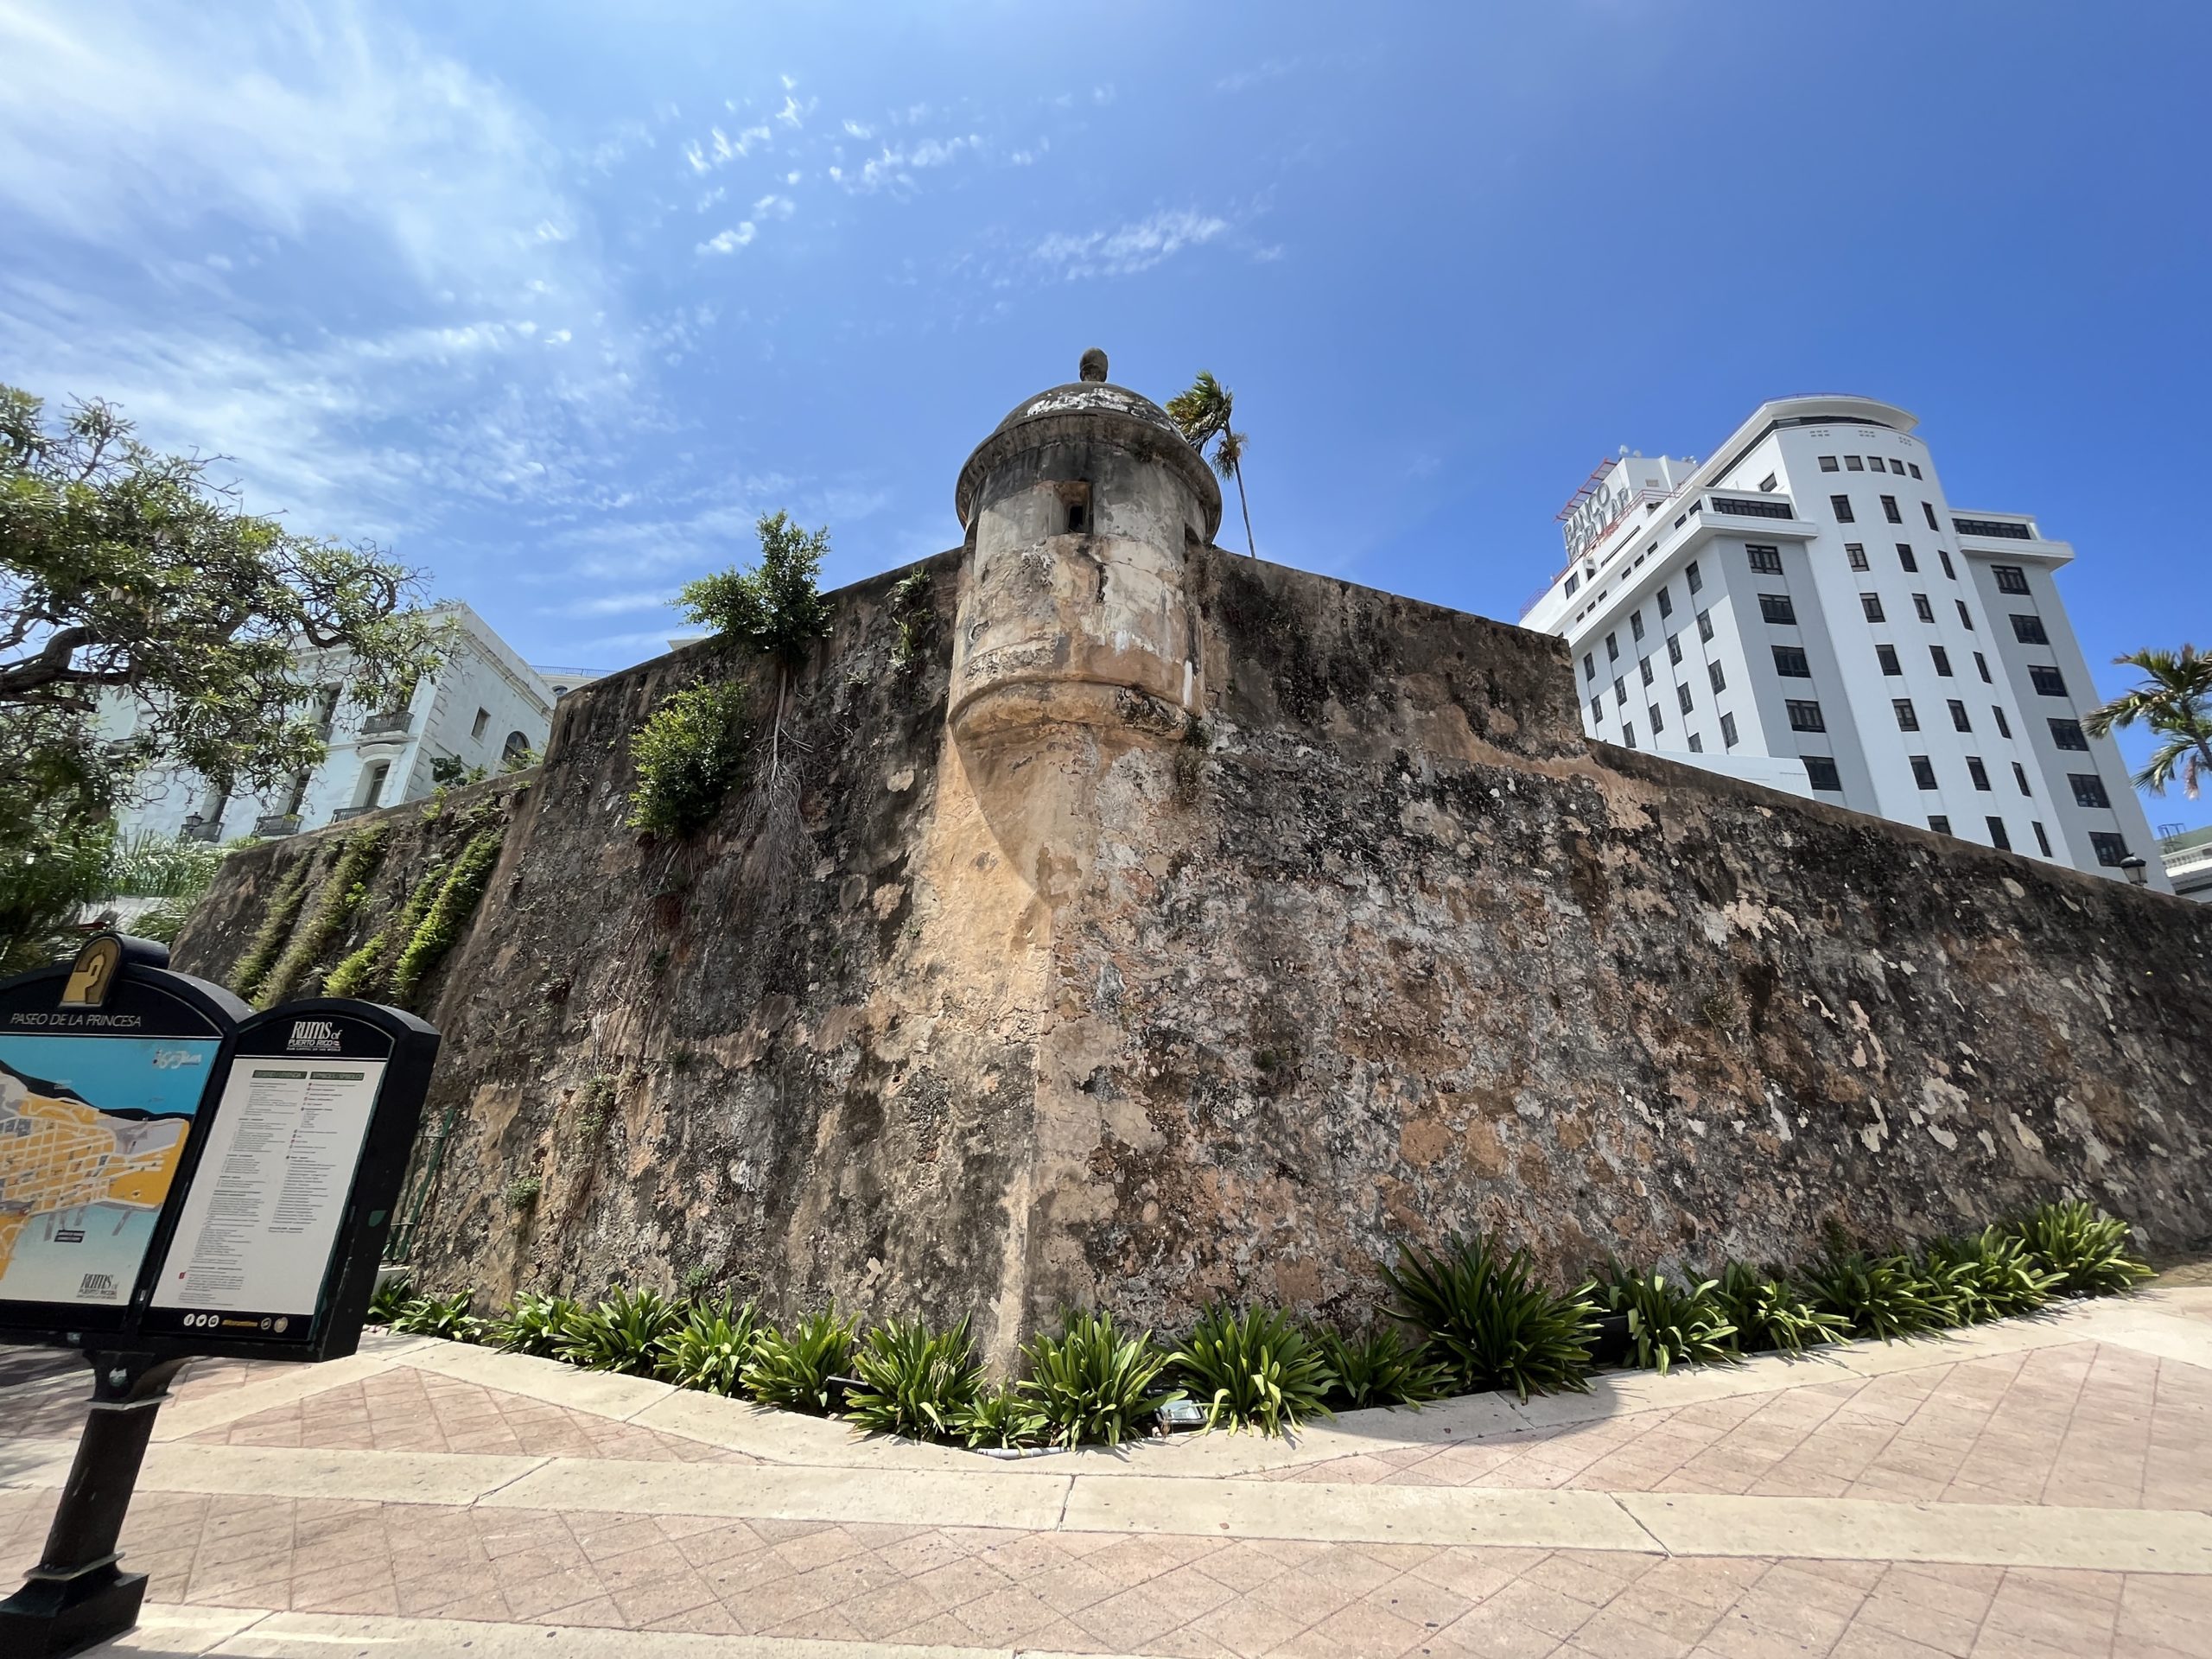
top-left (390, 826), bottom-right (505, 1002)
top-left (253, 823), bottom-right (391, 1007)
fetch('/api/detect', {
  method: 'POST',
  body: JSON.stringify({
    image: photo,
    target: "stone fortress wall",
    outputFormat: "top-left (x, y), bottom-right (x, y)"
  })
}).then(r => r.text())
top-left (174, 356), bottom-right (2212, 1362)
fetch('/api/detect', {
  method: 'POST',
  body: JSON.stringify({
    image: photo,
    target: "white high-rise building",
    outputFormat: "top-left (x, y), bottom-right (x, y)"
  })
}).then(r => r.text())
top-left (1520, 396), bottom-right (2166, 890)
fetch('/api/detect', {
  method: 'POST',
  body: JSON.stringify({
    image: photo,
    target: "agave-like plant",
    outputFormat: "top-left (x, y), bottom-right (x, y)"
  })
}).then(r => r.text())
top-left (556, 1287), bottom-right (684, 1374)
top-left (1920, 1230), bottom-right (2063, 1323)
top-left (1711, 1262), bottom-right (1847, 1356)
top-left (1309, 1324), bottom-right (1453, 1411)
top-left (1798, 1245), bottom-right (1945, 1342)
top-left (743, 1306), bottom-right (860, 1415)
top-left (1381, 1234), bottom-right (1597, 1401)
top-left (366, 1274), bottom-right (413, 1325)
top-left (655, 1296), bottom-right (764, 1396)
top-left (845, 1317), bottom-right (985, 1441)
top-left (954, 1380), bottom-right (1046, 1451)
top-left (1019, 1309), bottom-right (1181, 1448)
top-left (2011, 1199), bottom-right (2155, 1297)
top-left (1167, 1306), bottom-right (1335, 1436)
top-left (389, 1288), bottom-right (487, 1344)
top-left (1589, 1267), bottom-right (1738, 1375)
top-left (489, 1290), bottom-right (584, 1357)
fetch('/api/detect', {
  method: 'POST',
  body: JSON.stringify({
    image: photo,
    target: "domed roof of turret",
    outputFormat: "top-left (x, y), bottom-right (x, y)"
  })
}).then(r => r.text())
top-left (957, 349), bottom-right (1221, 534)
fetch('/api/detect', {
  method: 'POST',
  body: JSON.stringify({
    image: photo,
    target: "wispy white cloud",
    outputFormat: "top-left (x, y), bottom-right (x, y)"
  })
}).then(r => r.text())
top-left (830, 132), bottom-right (981, 194)
top-left (1032, 208), bottom-right (1230, 280)
top-left (697, 223), bottom-right (756, 255)
top-left (752, 194), bottom-right (795, 220)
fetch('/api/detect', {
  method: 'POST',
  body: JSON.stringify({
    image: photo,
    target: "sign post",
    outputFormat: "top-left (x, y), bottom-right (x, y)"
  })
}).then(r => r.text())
top-left (0, 938), bottom-right (439, 1657)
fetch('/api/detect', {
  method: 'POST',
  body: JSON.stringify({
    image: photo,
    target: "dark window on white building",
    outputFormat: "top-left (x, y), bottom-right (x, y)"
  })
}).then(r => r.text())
top-left (2012, 613), bottom-right (2049, 645)
top-left (1747, 545), bottom-right (1783, 574)
top-left (2050, 717), bottom-right (2088, 750)
top-left (1881, 495), bottom-right (1903, 524)
top-left (1759, 593), bottom-right (1797, 625)
top-left (1860, 593), bottom-right (1885, 623)
top-left (1877, 644), bottom-right (1903, 675)
top-left (1910, 755), bottom-right (1938, 790)
top-left (1773, 645), bottom-right (1811, 677)
top-left (1846, 543), bottom-right (1869, 571)
top-left (1948, 699), bottom-right (1972, 732)
top-left (1930, 645), bottom-right (1953, 677)
top-left (1913, 593), bottom-right (1936, 623)
top-left (1895, 698), bottom-right (1920, 731)
top-left (1897, 543), bottom-right (1918, 573)
top-left (1786, 699), bottom-right (1825, 732)
top-left (1803, 756), bottom-right (1841, 791)
top-left (1987, 817), bottom-right (2012, 851)
top-left (1830, 495), bottom-right (1855, 522)
top-left (1967, 756), bottom-right (1991, 791)
top-left (2032, 821), bottom-right (2052, 856)
top-left (2069, 773), bottom-right (2111, 809)
top-left (2030, 664), bottom-right (2067, 696)
top-left (1708, 661), bottom-right (1726, 693)
top-left (1720, 712), bottom-right (1738, 747)
top-left (1993, 565), bottom-right (2031, 594)
top-left (2089, 831), bottom-right (2128, 866)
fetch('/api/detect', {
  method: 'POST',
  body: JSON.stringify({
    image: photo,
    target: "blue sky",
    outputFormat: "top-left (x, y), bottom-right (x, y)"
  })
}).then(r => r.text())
top-left (3, 3), bottom-right (2208, 828)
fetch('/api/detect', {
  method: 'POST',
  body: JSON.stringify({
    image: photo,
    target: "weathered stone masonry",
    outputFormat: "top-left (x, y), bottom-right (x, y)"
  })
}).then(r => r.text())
top-left (175, 361), bottom-right (2212, 1363)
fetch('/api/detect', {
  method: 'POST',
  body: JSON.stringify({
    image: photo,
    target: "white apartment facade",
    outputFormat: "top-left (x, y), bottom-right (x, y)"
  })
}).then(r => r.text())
top-left (1520, 396), bottom-right (2166, 891)
top-left (106, 602), bottom-right (560, 842)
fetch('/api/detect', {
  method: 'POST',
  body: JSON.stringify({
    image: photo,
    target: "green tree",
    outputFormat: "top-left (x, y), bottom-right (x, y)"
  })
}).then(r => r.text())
top-left (679, 512), bottom-right (831, 791)
top-left (1166, 370), bottom-right (1256, 557)
top-left (0, 385), bottom-right (448, 857)
top-left (2084, 645), bottom-right (2212, 797)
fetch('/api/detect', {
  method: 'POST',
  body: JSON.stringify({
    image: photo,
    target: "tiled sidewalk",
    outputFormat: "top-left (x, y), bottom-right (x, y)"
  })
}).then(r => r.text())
top-left (0, 1287), bottom-right (2207, 1658)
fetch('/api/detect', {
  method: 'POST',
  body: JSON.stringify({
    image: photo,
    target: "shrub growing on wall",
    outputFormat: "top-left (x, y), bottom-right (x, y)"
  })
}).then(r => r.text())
top-left (253, 823), bottom-right (389, 1007)
top-left (626, 680), bottom-right (753, 839)
top-left (390, 827), bottom-right (504, 1001)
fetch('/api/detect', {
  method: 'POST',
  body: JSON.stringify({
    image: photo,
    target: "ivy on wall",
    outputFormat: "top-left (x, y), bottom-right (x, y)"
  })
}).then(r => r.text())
top-left (229, 855), bottom-right (318, 1003)
top-left (321, 861), bottom-right (443, 1001)
top-left (252, 823), bottom-right (391, 1007)
top-left (390, 826), bottom-right (506, 1001)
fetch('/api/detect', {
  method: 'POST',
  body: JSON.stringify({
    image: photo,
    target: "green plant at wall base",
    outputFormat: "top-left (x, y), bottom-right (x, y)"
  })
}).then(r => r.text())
top-left (555, 1287), bottom-right (683, 1375)
top-left (845, 1317), bottom-right (986, 1441)
top-left (2011, 1199), bottom-right (2154, 1297)
top-left (1381, 1235), bottom-right (1597, 1402)
top-left (1167, 1306), bottom-right (1335, 1435)
top-left (1590, 1268), bottom-right (1738, 1375)
top-left (1798, 1247), bottom-right (1945, 1342)
top-left (322, 858), bottom-right (445, 1000)
top-left (253, 824), bottom-right (390, 1007)
top-left (390, 1289), bottom-right (486, 1343)
top-left (488, 1292), bottom-right (582, 1358)
top-left (366, 1274), bottom-right (412, 1325)
top-left (1918, 1229), bottom-right (2063, 1323)
top-left (656, 1297), bottom-right (764, 1396)
top-left (1309, 1325), bottom-right (1452, 1411)
top-left (625, 679), bottom-right (754, 839)
top-left (743, 1306), bottom-right (859, 1414)
top-left (390, 827), bottom-right (504, 1000)
top-left (953, 1380), bottom-right (1046, 1451)
top-left (1710, 1262), bottom-right (1847, 1356)
top-left (1018, 1309), bottom-right (1180, 1448)
top-left (228, 855), bottom-right (317, 1001)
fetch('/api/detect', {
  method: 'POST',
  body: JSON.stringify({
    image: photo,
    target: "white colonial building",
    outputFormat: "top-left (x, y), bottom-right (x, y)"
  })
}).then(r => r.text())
top-left (1520, 396), bottom-right (2167, 891)
top-left (106, 602), bottom-right (568, 842)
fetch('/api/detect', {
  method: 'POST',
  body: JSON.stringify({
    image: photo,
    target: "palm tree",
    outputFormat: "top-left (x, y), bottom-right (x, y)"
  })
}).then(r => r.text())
top-left (1166, 371), bottom-right (1256, 557)
top-left (2085, 644), bottom-right (2212, 797)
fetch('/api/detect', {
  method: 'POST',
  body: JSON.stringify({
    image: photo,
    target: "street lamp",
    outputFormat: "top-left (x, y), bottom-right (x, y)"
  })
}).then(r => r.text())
top-left (2120, 855), bottom-right (2148, 887)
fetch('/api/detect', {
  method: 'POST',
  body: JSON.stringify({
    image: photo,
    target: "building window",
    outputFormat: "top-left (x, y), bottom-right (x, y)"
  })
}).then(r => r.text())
top-left (1759, 593), bottom-right (1797, 625)
top-left (1929, 815), bottom-right (1952, 835)
top-left (1831, 494), bottom-right (1856, 522)
top-left (1877, 644), bottom-right (1903, 676)
top-left (1656, 586), bottom-right (1674, 619)
top-left (1938, 549), bottom-right (1956, 580)
top-left (1605, 631), bottom-right (1619, 661)
top-left (1668, 633), bottom-right (1683, 665)
top-left (1993, 705), bottom-right (2012, 739)
top-left (1911, 755), bottom-right (1939, 790)
top-left (2013, 761), bottom-right (2031, 796)
top-left (1948, 698), bottom-right (1972, 732)
top-left (2050, 717), bottom-right (2088, 750)
top-left (2032, 821), bottom-right (2052, 856)
top-left (2089, 831), bottom-right (2128, 867)
top-left (1688, 733), bottom-right (1705, 753)
top-left (2029, 664), bottom-right (2067, 696)
top-left (1897, 543), bottom-right (1918, 573)
top-left (1967, 756), bottom-right (1991, 791)
top-left (1590, 696), bottom-right (1603, 725)
top-left (2069, 772), bottom-right (2111, 809)
top-left (1614, 676), bottom-right (1627, 706)
top-left (1697, 609), bottom-right (1714, 643)
top-left (1648, 702), bottom-right (1664, 734)
top-left (1881, 494), bottom-right (1903, 524)
top-left (1803, 755), bottom-right (1842, 791)
top-left (1564, 572), bottom-right (1580, 599)
top-left (1759, 473), bottom-right (1778, 493)
top-left (2011, 613), bottom-right (2049, 645)
top-left (1913, 593), bottom-right (1936, 623)
top-left (1955, 600), bottom-right (1974, 631)
top-left (1720, 712), bottom-right (1738, 747)
top-left (1930, 645), bottom-right (1953, 677)
top-left (1786, 699), bottom-right (1826, 732)
top-left (1844, 456), bottom-right (1865, 472)
top-left (1923, 501), bottom-right (1940, 531)
top-left (1846, 543), bottom-right (1869, 571)
top-left (1677, 683), bottom-right (1694, 715)
top-left (1895, 698), bottom-right (1920, 731)
top-left (1687, 560), bottom-right (1703, 594)
top-left (1993, 565), bottom-right (2031, 594)
top-left (1640, 657), bottom-right (1655, 687)
top-left (1987, 817), bottom-right (2012, 851)
top-left (1583, 652), bottom-right (1596, 682)
top-left (1974, 651), bottom-right (1992, 683)
top-left (1773, 645), bottom-right (1811, 677)
top-left (1747, 544), bottom-right (1783, 574)
top-left (1819, 455), bottom-right (1840, 472)
top-left (1860, 593), bottom-right (1885, 623)
top-left (1909, 462), bottom-right (1923, 480)
top-left (471, 708), bottom-right (492, 740)
top-left (1623, 722), bottom-right (1636, 750)
top-left (1708, 661), bottom-right (1726, 694)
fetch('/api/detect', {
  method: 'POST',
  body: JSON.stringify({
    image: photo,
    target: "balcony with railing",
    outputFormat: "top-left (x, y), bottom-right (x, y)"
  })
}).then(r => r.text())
top-left (357, 709), bottom-right (413, 741)
top-left (179, 817), bottom-right (224, 843)
top-left (253, 813), bottom-right (302, 837)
